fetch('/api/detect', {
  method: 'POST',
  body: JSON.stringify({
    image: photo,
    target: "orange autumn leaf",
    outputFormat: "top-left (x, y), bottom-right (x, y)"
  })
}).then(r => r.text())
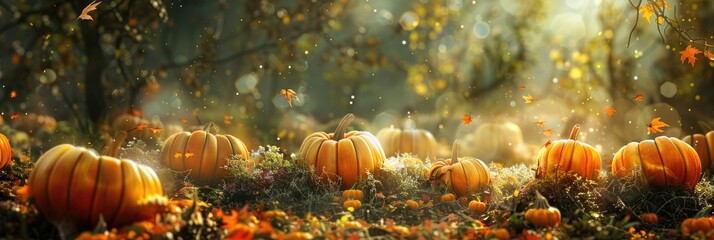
top-left (184, 152), bottom-right (194, 158)
top-left (279, 89), bottom-right (300, 108)
top-left (634, 93), bottom-right (644, 102)
top-left (704, 51), bottom-right (714, 61)
top-left (639, 4), bottom-right (655, 24)
top-left (174, 152), bottom-right (183, 159)
top-left (78, 1), bottom-right (101, 21)
top-left (10, 90), bottom-right (16, 99)
top-left (10, 113), bottom-right (20, 119)
top-left (534, 121), bottom-right (545, 127)
top-left (647, 117), bottom-right (669, 134)
top-left (518, 85), bottom-right (526, 90)
top-left (640, 0), bottom-right (670, 24)
top-left (542, 129), bottom-right (553, 136)
top-left (461, 114), bottom-right (472, 125)
top-left (135, 123), bottom-right (148, 131)
top-left (523, 95), bottom-right (534, 104)
top-left (604, 107), bottom-right (616, 117)
top-left (680, 45), bottom-right (702, 67)
top-left (132, 109), bottom-right (142, 117)
top-left (149, 127), bottom-right (161, 134)
top-left (179, 118), bottom-right (189, 123)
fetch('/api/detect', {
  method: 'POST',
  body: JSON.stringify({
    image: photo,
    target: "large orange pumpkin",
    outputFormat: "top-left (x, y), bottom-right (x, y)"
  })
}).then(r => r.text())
top-left (160, 123), bottom-right (250, 183)
top-left (0, 133), bottom-right (11, 169)
top-left (27, 132), bottom-right (166, 230)
top-left (376, 119), bottom-right (438, 160)
top-left (112, 114), bottom-right (164, 143)
top-left (298, 113), bottom-right (386, 189)
top-left (611, 136), bottom-right (702, 191)
top-left (535, 125), bottom-right (602, 180)
top-left (682, 123), bottom-right (714, 173)
top-left (427, 140), bottom-right (490, 196)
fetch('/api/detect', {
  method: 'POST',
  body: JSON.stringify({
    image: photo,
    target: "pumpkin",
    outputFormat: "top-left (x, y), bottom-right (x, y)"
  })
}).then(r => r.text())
top-left (611, 136), bottom-right (702, 191)
top-left (160, 123), bottom-right (250, 183)
top-left (483, 228), bottom-right (510, 240)
top-left (468, 200), bottom-right (486, 212)
top-left (681, 217), bottom-right (714, 236)
top-left (405, 200), bottom-right (419, 210)
top-left (427, 140), bottom-right (490, 196)
top-left (284, 232), bottom-right (314, 240)
top-left (462, 121), bottom-right (532, 165)
top-left (535, 125), bottom-right (602, 180)
top-left (112, 114), bottom-right (164, 143)
top-left (297, 113), bottom-right (386, 189)
top-left (11, 113), bottom-right (57, 133)
top-left (343, 200), bottom-right (362, 210)
top-left (524, 191), bottom-right (561, 228)
top-left (342, 189), bottom-right (364, 201)
top-left (441, 193), bottom-right (457, 202)
top-left (27, 132), bottom-right (166, 230)
top-left (681, 122), bottom-right (714, 173)
top-left (376, 119), bottom-right (438, 160)
top-left (0, 133), bottom-right (11, 169)
top-left (639, 213), bottom-right (659, 224)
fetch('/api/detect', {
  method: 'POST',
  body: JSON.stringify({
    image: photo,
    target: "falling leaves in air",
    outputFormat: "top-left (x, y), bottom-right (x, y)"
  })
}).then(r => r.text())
top-left (679, 45), bottom-right (702, 67)
top-left (518, 85), bottom-right (526, 90)
top-left (461, 114), bottom-right (472, 125)
top-left (135, 123), bottom-right (148, 131)
top-left (280, 89), bottom-right (300, 108)
top-left (647, 117), bottom-right (669, 134)
top-left (634, 93), bottom-right (644, 102)
top-left (179, 118), bottom-right (189, 123)
top-left (149, 127), bottom-right (162, 134)
top-left (523, 95), bottom-right (534, 104)
top-left (604, 107), bottom-right (616, 117)
top-left (10, 90), bottom-right (16, 99)
top-left (132, 109), bottom-right (142, 117)
top-left (542, 129), bottom-right (553, 136)
top-left (534, 121), bottom-right (544, 127)
top-left (10, 113), bottom-right (20, 119)
top-left (78, 1), bottom-right (101, 21)
top-left (639, 0), bottom-right (670, 24)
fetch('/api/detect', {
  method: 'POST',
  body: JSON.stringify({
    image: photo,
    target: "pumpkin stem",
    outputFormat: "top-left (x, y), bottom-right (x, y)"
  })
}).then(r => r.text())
top-left (698, 121), bottom-right (713, 132)
top-left (568, 124), bottom-right (580, 140)
top-left (451, 140), bottom-right (461, 165)
top-left (202, 122), bottom-right (218, 134)
top-left (333, 113), bottom-right (355, 141)
top-left (403, 118), bottom-right (416, 130)
top-left (104, 131), bottom-right (128, 157)
top-left (533, 190), bottom-right (552, 209)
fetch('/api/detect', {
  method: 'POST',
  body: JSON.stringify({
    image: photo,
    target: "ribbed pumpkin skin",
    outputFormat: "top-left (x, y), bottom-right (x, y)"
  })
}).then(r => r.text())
top-left (28, 144), bottom-right (164, 229)
top-left (611, 136), bottom-right (702, 191)
top-left (682, 131), bottom-right (714, 173)
top-left (112, 114), bottom-right (164, 143)
top-left (298, 131), bottom-right (385, 189)
top-left (536, 125), bottom-right (602, 180)
top-left (0, 133), bottom-right (11, 169)
top-left (681, 217), bottom-right (714, 236)
top-left (427, 141), bottom-right (490, 196)
top-left (376, 128), bottom-right (437, 160)
top-left (161, 130), bottom-right (250, 183)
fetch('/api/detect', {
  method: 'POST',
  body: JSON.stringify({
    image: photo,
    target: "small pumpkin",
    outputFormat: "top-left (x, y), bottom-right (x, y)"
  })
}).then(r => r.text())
top-left (112, 114), bottom-right (164, 143)
top-left (639, 213), bottom-right (659, 224)
top-left (343, 199), bottom-right (362, 210)
top-left (441, 193), bottom-right (457, 202)
top-left (376, 119), bottom-right (438, 159)
top-left (427, 140), bottom-right (490, 196)
top-left (681, 217), bottom-right (714, 236)
top-left (468, 200), bottom-right (486, 212)
top-left (342, 189), bottom-right (364, 201)
top-left (524, 191), bottom-right (561, 228)
top-left (27, 132), bottom-right (166, 230)
top-left (483, 228), bottom-right (510, 240)
top-left (681, 122), bottom-right (714, 173)
top-left (298, 113), bottom-right (386, 189)
top-left (160, 123), bottom-right (250, 183)
top-left (536, 124), bottom-right (602, 180)
top-left (611, 136), bottom-right (702, 191)
top-left (405, 200), bottom-right (419, 210)
top-left (0, 133), bottom-right (11, 169)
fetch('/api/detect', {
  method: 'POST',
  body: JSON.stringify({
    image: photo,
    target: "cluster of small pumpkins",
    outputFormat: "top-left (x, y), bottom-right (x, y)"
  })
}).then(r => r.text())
top-left (2, 113), bottom-right (714, 237)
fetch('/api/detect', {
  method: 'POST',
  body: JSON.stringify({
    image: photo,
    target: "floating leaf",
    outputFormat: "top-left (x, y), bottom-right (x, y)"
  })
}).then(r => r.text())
top-left (604, 107), bottom-right (616, 117)
top-left (542, 129), bottom-right (553, 136)
top-left (634, 93), bottom-right (644, 102)
top-left (534, 121), bottom-right (544, 127)
top-left (523, 95), bottom-right (534, 104)
top-left (680, 45), bottom-right (702, 67)
top-left (647, 117), bottom-right (669, 134)
top-left (78, 1), bottom-right (101, 21)
top-left (280, 89), bottom-right (300, 108)
top-left (461, 114), bottom-right (472, 125)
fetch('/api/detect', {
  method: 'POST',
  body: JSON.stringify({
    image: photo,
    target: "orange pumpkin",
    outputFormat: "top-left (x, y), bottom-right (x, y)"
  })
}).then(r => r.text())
top-left (681, 217), bottom-right (714, 236)
top-left (427, 140), bottom-right (490, 196)
top-left (342, 189), bottom-right (364, 201)
top-left (536, 125), bottom-right (602, 180)
top-left (468, 200), bottom-right (486, 212)
top-left (441, 193), bottom-right (457, 202)
top-left (112, 114), bottom-right (164, 143)
top-left (297, 113), bottom-right (386, 189)
top-left (465, 121), bottom-right (532, 165)
top-left (376, 119), bottom-right (437, 159)
top-left (682, 123), bottom-right (714, 173)
top-left (483, 228), bottom-right (510, 240)
top-left (343, 200), bottom-right (362, 210)
top-left (524, 191), bottom-right (561, 228)
top-left (405, 200), bottom-right (419, 210)
top-left (160, 123), bottom-right (250, 183)
top-left (611, 136), bottom-right (701, 191)
top-left (639, 213), bottom-right (659, 224)
top-left (0, 133), bottom-right (11, 169)
top-left (27, 132), bottom-right (165, 230)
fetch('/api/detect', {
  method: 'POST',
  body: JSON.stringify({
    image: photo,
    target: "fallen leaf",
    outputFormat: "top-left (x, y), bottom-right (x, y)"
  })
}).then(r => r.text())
top-left (604, 107), bottom-right (616, 117)
top-left (542, 129), bottom-right (553, 136)
top-left (279, 89), bottom-right (300, 108)
top-left (535, 121), bottom-right (545, 127)
top-left (78, 1), bottom-right (101, 21)
top-left (647, 117), bottom-right (669, 134)
top-left (461, 114), bottom-right (472, 125)
top-left (523, 95), bottom-right (534, 104)
top-left (680, 45), bottom-right (702, 67)
top-left (634, 93), bottom-right (644, 102)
